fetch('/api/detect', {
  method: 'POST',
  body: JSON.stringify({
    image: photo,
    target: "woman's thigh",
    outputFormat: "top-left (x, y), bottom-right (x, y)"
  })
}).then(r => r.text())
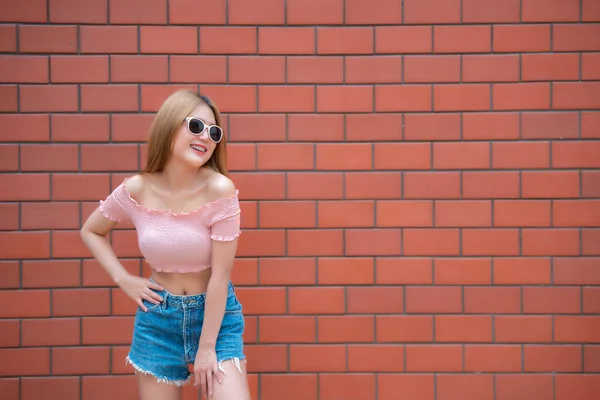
top-left (212, 359), bottom-right (251, 400)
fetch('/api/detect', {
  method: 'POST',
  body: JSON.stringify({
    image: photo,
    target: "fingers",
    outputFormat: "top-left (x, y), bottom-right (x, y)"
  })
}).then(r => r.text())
top-left (207, 370), bottom-right (213, 398)
top-left (147, 280), bottom-right (165, 291)
top-left (136, 298), bottom-right (148, 312)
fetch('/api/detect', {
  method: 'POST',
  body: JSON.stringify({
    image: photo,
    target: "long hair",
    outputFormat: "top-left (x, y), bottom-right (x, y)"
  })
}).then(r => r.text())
top-left (143, 90), bottom-right (228, 176)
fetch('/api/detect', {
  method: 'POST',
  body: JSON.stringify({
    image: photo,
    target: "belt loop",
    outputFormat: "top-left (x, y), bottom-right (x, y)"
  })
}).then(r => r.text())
top-left (161, 292), bottom-right (168, 309)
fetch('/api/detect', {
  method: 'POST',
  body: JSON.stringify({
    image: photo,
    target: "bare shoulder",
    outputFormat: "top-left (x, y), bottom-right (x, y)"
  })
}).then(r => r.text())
top-left (123, 174), bottom-right (146, 199)
top-left (206, 172), bottom-right (237, 202)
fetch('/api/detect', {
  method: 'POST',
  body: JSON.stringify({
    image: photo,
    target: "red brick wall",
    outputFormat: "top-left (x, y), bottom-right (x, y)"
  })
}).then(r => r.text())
top-left (1, 0), bottom-right (600, 399)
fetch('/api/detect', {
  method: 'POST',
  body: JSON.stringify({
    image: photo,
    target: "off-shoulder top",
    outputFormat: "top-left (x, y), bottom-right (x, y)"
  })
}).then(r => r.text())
top-left (98, 178), bottom-right (241, 273)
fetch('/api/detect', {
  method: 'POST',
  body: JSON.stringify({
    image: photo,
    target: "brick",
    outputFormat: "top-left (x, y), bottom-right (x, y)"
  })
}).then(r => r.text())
top-left (0, 55), bottom-right (48, 83)
top-left (0, 379), bottom-right (19, 400)
top-left (463, 0), bottom-right (520, 22)
top-left (110, 55), bottom-right (168, 83)
top-left (227, 144), bottom-right (256, 171)
top-left (400, 113), bottom-right (458, 141)
top-left (523, 287), bottom-right (581, 314)
top-left (289, 345), bottom-right (346, 372)
top-left (169, 0), bottom-right (225, 24)
top-left (139, 84), bottom-right (197, 112)
top-left (462, 229), bottom-right (520, 256)
top-left (345, 56), bottom-right (402, 83)
top-left (404, 0), bottom-right (460, 23)
top-left (346, 172), bottom-right (402, 199)
top-left (81, 144), bottom-right (140, 172)
top-left (493, 257), bottom-right (552, 285)
top-left (404, 55), bottom-right (460, 83)
top-left (493, 83), bottom-right (551, 110)
top-left (0, 290), bottom-right (50, 318)
top-left (524, 345), bottom-right (582, 372)
top-left (20, 85), bottom-right (78, 112)
top-left (52, 173), bottom-right (110, 201)
top-left (437, 374), bottom-right (494, 400)
top-left (50, 0), bottom-right (107, 23)
top-left (317, 27), bottom-right (373, 54)
top-left (0, 86), bottom-right (18, 112)
top-left (376, 315), bottom-right (433, 342)
top-left (462, 55), bottom-right (520, 82)
top-left (555, 374), bottom-right (600, 400)
top-left (464, 287), bottom-right (521, 314)
top-left (348, 345), bottom-right (404, 372)
top-left (553, 24), bottom-right (600, 51)
top-left (288, 57), bottom-right (343, 84)
top-left (405, 287), bottom-right (462, 313)
top-left (320, 374), bottom-right (376, 399)
top-left (583, 229), bottom-right (600, 255)
top-left (464, 345), bottom-right (522, 372)
top-left (169, 55), bottom-right (226, 83)
top-left (201, 27), bottom-right (256, 54)
top-left (406, 345), bottom-right (462, 372)
top-left (259, 316), bottom-right (315, 343)
top-left (347, 114), bottom-right (403, 142)
top-left (436, 316), bottom-right (492, 342)
top-left (258, 27), bottom-right (314, 54)
top-left (53, 347), bottom-right (110, 375)
top-left (0, 174), bottom-right (50, 201)
top-left (0, 26), bottom-right (16, 52)
top-left (81, 376), bottom-right (138, 400)
top-left (345, 0), bottom-right (402, 24)
top-left (140, 26), bottom-right (197, 54)
top-left (345, 229), bottom-right (401, 256)
top-left (584, 346), bottom-right (600, 371)
top-left (376, 200), bottom-right (432, 228)
top-left (493, 142), bottom-right (550, 169)
top-left (318, 201), bottom-right (375, 229)
top-left (434, 84), bottom-right (490, 111)
top-left (52, 114), bottom-right (109, 142)
top-left (523, 0), bottom-right (580, 22)
top-left (19, 25), bottom-right (77, 53)
top-left (434, 257), bottom-right (492, 284)
top-left (20, 144), bottom-right (79, 172)
top-left (0, 320), bottom-right (19, 347)
top-left (555, 316), bottom-right (600, 343)
top-left (495, 316), bottom-right (553, 343)
top-left (230, 172), bottom-right (285, 200)
top-left (496, 374), bottom-right (554, 400)
top-left (288, 288), bottom-right (345, 315)
top-left (493, 25), bottom-right (551, 52)
top-left (374, 142), bottom-right (431, 169)
top-left (375, 26), bottom-right (432, 54)
top-left (433, 142), bottom-right (490, 169)
top-left (583, 53), bottom-right (600, 80)
top-left (259, 86), bottom-right (314, 112)
top-left (522, 171), bottom-right (580, 198)
top-left (286, 0), bottom-right (343, 25)
top-left (316, 144), bottom-right (372, 170)
top-left (259, 201), bottom-right (316, 228)
top-left (22, 377), bottom-right (79, 400)
top-left (0, 349), bottom-right (49, 376)
top-left (318, 316), bottom-right (375, 342)
top-left (463, 112), bottom-right (520, 140)
top-left (287, 230), bottom-right (344, 257)
top-left (347, 286), bottom-right (403, 313)
top-left (261, 375), bottom-right (317, 400)
top-left (316, 86), bottom-right (373, 112)
top-left (554, 257), bottom-right (600, 285)
top-left (228, 0), bottom-right (284, 24)
top-left (229, 114), bottom-right (286, 142)
top-left (287, 172), bottom-right (343, 199)
top-left (229, 56), bottom-right (285, 84)
top-left (80, 26), bottom-right (138, 53)
top-left (109, 0), bottom-right (166, 24)
top-left (434, 26), bottom-right (491, 53)
top-left (0, 145), bottom-right (19, 172)
top-left (259, 258), bottom-right (316, 286)
top-left (553, 82), bottom-right (600, 109)
top-left (0, 0), bottom-right (46, 22)
top-left (317, 257), bottom-right (374, 284)
top-left (521, 228), bottom-right (580, 256)
top-left (464, 171), bottom-right (521, 199)
top-left (376, 85), bottom-right (432, 112)
top-left (22, 260), bottom-right (80, 288)
top-left (404, 172), bottom-right (461, 199)
top-left (521, 112), bottom-right (579, 139)
top-left (522, 53), bottom-right (580, 81)
top-left (235, 287), bottom-right (286, 315)
top-left (21, 202), bottom-right (80, 230)
top-left (50, 56), bottom-right (109, 83)
top-left (554, 200), bottom-right (600, 227)
top-left (583, 171), bottom-right (600, 198)
top-left (379, 375), bottom-right (435, 400)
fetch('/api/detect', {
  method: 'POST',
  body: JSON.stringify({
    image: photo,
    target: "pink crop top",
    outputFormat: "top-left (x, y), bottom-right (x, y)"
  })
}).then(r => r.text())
top-left (98, 178), bottom-right (241, 273)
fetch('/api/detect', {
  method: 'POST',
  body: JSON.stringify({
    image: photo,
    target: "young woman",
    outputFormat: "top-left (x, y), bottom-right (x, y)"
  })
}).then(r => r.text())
top-left (81, 90), bottom-right (250, 400)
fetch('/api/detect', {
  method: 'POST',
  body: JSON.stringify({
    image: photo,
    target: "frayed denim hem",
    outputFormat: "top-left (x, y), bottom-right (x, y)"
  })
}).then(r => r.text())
top-left (217, 356), bottom-right (246, 375)
top-left (125, 356), bottom-right (191, 386)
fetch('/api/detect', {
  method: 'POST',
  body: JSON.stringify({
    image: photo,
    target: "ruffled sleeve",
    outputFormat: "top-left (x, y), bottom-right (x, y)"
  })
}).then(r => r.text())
top-left (207, 191), bottom-right (241, 241)
top-left (98, 181), bottom-right (135, 223)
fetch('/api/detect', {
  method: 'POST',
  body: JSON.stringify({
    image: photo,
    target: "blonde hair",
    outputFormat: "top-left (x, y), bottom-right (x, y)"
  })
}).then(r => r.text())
top-left (143, 90), bottom-right (228, 176)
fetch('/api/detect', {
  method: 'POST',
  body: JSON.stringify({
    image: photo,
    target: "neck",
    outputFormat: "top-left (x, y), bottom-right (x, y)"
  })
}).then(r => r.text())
top-left (161, 162), bottom-right (205, 192)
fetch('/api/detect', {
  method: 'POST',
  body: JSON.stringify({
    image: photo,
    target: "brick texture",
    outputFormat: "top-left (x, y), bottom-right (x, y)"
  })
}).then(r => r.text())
top-left (0, 1), bottom-right (599, 399)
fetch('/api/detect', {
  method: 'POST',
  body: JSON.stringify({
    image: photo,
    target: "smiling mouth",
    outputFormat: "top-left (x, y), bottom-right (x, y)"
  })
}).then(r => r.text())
top-left (190, 144), bottom-right (207, 154)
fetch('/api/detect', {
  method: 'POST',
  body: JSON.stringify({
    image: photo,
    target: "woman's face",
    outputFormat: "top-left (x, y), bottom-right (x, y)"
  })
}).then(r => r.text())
top-left (170, 104), bottom-right (218, 170)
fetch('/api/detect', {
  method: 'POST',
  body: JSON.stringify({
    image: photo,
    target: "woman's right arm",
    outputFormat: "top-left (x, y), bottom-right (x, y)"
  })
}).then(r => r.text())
top-left (80, 181), bottom-right (164, 311)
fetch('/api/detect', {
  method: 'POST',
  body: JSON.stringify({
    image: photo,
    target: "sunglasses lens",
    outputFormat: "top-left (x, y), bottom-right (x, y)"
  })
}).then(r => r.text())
top-left (209, 126), bottom-right (223, 143)
top-left (188, 118), bottom-right (205, 134)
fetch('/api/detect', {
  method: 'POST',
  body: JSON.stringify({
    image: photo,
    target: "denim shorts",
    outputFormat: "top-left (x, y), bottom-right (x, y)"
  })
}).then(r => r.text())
top-left (125, 279), bottom-right (246, 386)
